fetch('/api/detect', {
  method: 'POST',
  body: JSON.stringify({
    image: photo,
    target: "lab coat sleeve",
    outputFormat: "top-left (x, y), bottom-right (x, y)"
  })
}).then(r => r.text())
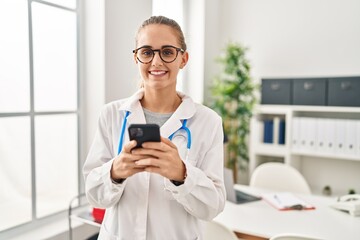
top-left (83, 106), bottom-right (125, 208)
top-left (164, 116), bottom-right (226, 220)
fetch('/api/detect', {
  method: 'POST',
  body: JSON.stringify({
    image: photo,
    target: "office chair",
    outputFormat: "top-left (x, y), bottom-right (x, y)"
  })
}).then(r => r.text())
top-left (250, 162), bottom-right (311, 194)
top-left (203, 221), bottom-right (239, 240)
top-left (270, 233), bottom-right (322, 240)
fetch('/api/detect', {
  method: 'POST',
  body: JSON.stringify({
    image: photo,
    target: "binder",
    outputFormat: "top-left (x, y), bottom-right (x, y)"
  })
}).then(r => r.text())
top-left (357, 120), bottom-right (360, 156)
top-left (334, 119), bottom-right (346, 154)
top-left (278, 119), bottom-right (286, 145)
top-left (344, 119), bottom-right (357, 155)
top-left (316, 118), bottom-right (327, 153)
top-left (263, 119), bottom-right (274, 143)
top-left (298, 117), bottom-right (307, 151)
top-left (323, 118), bottom-right (336, 154)
top-left (273, 117), bottom-right (280, 144)
top-left (262, 192), bottom-right (315, 211)
top-left (291, 117), bottom-right (300, 150)
top-left (303, 117), bottom-right (317, 152)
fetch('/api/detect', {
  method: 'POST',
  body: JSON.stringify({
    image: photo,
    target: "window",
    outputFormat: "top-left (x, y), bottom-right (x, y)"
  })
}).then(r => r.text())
top-left (0, 0), bottom-right (79, 234)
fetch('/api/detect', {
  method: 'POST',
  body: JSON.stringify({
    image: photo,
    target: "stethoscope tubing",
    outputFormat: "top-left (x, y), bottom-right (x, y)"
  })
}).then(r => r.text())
top-left (117, 111), bottom-right (130, 154)
top-left (168, 119), bottom-right (191, 149)
top-left (117, 111), bottom-right (191, 155)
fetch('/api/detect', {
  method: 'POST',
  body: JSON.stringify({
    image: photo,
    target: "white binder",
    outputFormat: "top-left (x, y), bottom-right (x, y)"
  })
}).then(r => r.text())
top-left (306, 117), bottom-right (318, 152)
top-left (323, 118), bottom-right (336, 154)
top-left (357, 120), bottom-right (360, 156)
top-left (298, 117), bottom-right (307, 151)
top-left (291, 117), bottom-right (300, 151)
top-left (317, 118), bottom-right (327, 153)
top-left (299, 117), bottom-right (317, 152)
top-left (344, 119), bottom-right (357, 155)
top-left (334, 119), bottom-right (346, 154)
top-left (273, 117), bottom-right (280, 145)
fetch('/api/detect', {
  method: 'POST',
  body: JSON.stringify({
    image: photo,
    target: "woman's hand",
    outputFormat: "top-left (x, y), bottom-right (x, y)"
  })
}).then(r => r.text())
top-left (131, 137), bottom-right (186, 181)
top-left (111, 140), bottom-right (147, 181)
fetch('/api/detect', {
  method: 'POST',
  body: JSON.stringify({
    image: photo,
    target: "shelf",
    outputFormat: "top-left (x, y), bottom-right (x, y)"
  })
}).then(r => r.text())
top-left (254, 144), bottom-right (288, 157)
top-left (254, 105), bottom-right (291, 115)
top-left (250, 103), bottom-right (360, 195)
top-left (291, 151), bottom-right (360, 162)
top-left (259, 105), bottom-right (360, 113)
top-left (71, 211), bottom-right (101, 228)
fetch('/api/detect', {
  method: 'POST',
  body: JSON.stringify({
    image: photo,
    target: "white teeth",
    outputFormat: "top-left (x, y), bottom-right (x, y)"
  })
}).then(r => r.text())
top-left (150, 71), bottom-right (166, 75)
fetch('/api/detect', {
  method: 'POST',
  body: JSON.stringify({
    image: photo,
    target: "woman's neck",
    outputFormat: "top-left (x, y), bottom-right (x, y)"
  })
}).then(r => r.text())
top-left (140, 89), bottom-right (181, 113)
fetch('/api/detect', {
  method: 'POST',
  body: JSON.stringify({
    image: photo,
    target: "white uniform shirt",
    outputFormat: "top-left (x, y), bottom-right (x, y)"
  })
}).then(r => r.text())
top-left (83, 89), bottom-right (226, 240)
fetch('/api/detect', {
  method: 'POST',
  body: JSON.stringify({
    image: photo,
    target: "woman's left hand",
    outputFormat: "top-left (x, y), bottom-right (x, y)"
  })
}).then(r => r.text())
top-left (131, 137), bottom-right (186, 181)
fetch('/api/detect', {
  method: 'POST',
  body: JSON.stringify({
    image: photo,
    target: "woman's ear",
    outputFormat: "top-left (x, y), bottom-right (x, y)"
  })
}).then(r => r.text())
top-left (179, 51), bottom-right (189, 69)
top-left (134, 54), bottom-right (138, 64)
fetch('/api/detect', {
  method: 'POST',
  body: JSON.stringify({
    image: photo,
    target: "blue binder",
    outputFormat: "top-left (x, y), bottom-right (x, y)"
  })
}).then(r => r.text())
top-left (278, 119), bottom-right (286, 144)
top-left (263, 120), bottom-right (274, 143)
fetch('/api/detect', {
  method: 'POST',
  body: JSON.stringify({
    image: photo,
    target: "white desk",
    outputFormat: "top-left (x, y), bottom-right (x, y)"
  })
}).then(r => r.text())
top-left (214, 185), bottom-right (360, 240)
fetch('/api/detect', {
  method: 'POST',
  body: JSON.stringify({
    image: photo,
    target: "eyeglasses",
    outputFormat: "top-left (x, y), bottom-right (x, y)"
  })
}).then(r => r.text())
top-left (133, 45), bottom-right (185, 64)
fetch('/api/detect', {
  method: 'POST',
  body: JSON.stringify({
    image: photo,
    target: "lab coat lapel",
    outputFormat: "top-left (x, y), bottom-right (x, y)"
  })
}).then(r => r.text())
top-left (118, 89), bottom-right (147, 124)
top-left (161, 93), bottom-right (196, 138)
top-left (127, 102), bottom-right (146, 124)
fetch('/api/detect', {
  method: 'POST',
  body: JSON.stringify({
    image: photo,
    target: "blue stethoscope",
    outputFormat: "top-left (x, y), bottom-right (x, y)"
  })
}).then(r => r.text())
top-left (117, 111), bottom-right (192, 155)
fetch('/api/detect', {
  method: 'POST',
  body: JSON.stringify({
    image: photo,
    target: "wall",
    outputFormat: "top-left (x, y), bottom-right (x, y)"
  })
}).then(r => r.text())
top-left (103, 0), bottom-right (207, 105)
top-left (182, 0), bottom-right (205, 103)
top-left (213, 0), bottom-right (360, 191)
top-left (204, 0), bottom-right (360, 99)
top-left (84, 0), bottom-right (360, 157)
top-left (203, 0), bottom-right (221, 105)
top-left (82, 0), bottom-right (105, 162)
top-left (99, 0), bottom-right (360, 107)
top-left (83, 0), bottom-right (152, 155)
top-left (104, 0), bottom-right (152, 103)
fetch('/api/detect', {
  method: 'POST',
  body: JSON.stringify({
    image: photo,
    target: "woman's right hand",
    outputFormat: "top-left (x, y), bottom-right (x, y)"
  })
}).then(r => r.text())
top-left (110, 140), bottom-right (147, 181)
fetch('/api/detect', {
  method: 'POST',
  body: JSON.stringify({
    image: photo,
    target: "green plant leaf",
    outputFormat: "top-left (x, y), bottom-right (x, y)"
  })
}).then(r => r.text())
top-left (209, 42), bottom-right (258, 171)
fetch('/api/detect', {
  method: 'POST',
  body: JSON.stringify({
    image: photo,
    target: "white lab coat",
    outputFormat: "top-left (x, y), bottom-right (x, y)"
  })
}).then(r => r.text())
top-left (83, 89), bottom-right (226, 240)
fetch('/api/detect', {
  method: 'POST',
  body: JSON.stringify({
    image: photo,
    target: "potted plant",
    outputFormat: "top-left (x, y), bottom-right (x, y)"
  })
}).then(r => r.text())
top-left (209, 42), bottom-right (257, 182)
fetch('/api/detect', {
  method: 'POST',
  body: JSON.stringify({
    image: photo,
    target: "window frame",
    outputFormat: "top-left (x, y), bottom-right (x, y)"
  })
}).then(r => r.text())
top-left (0, 0), bottom-right (81, 238)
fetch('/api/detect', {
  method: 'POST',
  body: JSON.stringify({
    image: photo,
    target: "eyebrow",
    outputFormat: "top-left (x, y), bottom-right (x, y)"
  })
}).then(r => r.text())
top-left (137, 45), bottom-right (178, 49)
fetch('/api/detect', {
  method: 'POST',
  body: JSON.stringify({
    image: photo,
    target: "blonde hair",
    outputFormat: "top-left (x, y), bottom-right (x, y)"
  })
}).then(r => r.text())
top-left (135, 16), bottom-right (187, 51)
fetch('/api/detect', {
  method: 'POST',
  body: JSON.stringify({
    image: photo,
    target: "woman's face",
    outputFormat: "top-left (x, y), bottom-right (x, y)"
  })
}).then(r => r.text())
top-left (135, 24), bottom-right (188, 91)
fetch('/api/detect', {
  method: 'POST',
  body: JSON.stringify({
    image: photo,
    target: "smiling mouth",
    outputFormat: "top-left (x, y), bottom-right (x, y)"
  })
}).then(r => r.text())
top-left (149, 70), bottom-right (167, 76)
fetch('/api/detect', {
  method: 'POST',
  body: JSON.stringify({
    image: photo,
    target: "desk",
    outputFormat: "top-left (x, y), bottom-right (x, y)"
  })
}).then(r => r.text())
top-left (214, 185), bottom-right (360, 240)
top-left (68, 194), bottom-right (101, 240)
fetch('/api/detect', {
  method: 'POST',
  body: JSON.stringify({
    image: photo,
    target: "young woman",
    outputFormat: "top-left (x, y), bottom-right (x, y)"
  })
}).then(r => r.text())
top-left (83, 16), bottom-right (225, 240)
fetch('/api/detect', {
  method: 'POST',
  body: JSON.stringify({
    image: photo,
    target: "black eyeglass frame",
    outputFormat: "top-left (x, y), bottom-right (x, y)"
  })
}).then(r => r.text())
top-left (132, 45), bottom-right (185, 64)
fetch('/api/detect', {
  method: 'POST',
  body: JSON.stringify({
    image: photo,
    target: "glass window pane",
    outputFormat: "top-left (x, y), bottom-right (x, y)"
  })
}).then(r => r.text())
top-left (35, 114), bottom-right (78, 218)
top-left (41, 0), bottom-right (76, 9)
top-left (0, 117), bottom-right (31, 231)
top-left (32, 3), bottom-right (77, 112)
top-left (0, 0), bottom-right (30, 112)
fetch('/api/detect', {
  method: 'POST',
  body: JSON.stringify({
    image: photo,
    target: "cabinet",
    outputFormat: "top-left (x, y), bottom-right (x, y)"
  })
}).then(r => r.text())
top-left (249, 105), bottom-right (360, 196)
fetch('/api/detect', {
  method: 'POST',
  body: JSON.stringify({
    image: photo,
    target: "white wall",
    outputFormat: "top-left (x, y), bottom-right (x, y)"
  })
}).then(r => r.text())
top-left (97, 0), bottom-right (360, 108)
top-left (204, 0), bottom-right (360, 99)
top-left (83, 0), bottom-right (152, 155)
top-left (102, 0), bottom-right (210, 105)
top-left (203, 0), bottom-right (221, 105)
top-left (212, 0), bottom-right (360, 191)
top-left (182, 0), bottom-right (205, 103)
top-left (82, 0), bottom-right (105, 157)
top-left (104, 0), bottom-right (152, 103)
top-left (84, 0), bottom-right (360, 148)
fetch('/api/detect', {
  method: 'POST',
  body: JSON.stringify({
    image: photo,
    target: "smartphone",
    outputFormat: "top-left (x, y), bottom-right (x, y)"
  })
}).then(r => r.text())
top-left (128, 124), bottom-right (161, 148)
